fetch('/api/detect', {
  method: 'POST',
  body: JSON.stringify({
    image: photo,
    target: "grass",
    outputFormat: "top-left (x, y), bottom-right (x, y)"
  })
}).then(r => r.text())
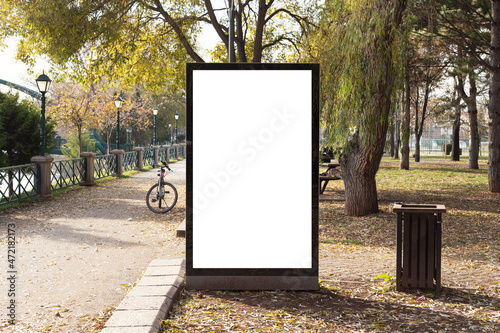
top-left (321, 160), bottom-right (497, 252)
top-left (381, 153), bottom-right (489, 164)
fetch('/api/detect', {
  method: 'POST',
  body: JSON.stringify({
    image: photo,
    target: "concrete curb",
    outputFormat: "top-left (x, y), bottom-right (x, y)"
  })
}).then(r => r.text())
top-left (176, 219), bottom-right (186, 238)
top-left (101, 258), bottom-right (185, 333)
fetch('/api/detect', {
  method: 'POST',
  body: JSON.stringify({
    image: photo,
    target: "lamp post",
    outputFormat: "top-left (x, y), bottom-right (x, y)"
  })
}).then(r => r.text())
top-left (227, 0), bottom-right (235, 62)
top-left (153, 107), bottom-right (158, 146)
top-left (114, 96), bottom-right (123, 150)
top-left (168, 122), bottom-right (172, 144)
top-left (35, 72), bottom-right (52, 156)
top-left (174, 112), bottom-right (179, 144)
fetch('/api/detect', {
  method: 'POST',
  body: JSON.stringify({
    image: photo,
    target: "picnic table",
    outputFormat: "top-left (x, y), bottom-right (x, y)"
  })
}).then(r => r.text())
top-left (320, 163), bottom-right (342, 194)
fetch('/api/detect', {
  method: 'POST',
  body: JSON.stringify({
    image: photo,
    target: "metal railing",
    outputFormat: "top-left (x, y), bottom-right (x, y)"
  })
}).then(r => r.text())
top-left (50, 158), bottom-right (84, 191)
top-left (178, 145), bottom-right (184, 158)
top-left (94, 154), bottom-right (116, 180)
top-left (123, 151), bottom-right (137, 172)
top-left (158, 148), bottom-right (167, 162)
top-left (0, 163), bottom-right (39, 206)
top-left (143, 148), bottom-right (154, 167)
top-left (169, 146), bottom-right (177, 160)
top-left (1, 147), bottom-right (185, 207)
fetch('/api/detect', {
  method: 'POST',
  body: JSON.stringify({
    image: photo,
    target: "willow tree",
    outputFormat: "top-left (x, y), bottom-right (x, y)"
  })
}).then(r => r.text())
top-left (314, 0), bottom-right (407, 216)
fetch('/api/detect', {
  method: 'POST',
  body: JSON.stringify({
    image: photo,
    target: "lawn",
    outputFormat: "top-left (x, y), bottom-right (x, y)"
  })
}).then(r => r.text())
top-left (162, 159), bottom-right (499, 332)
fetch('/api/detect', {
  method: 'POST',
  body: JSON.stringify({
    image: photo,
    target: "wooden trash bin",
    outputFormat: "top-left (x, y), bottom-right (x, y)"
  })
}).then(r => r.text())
top-left (393, 203), bottom-right (446, 293)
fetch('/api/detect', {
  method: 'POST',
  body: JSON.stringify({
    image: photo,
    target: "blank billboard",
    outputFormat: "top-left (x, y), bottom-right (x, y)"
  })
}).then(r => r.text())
top-left (186, 63), bottom-right (319, 290)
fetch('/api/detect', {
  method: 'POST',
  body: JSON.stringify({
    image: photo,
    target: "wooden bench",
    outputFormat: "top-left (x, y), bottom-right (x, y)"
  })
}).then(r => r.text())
top-left (320, 163), bottom-right (342, 194)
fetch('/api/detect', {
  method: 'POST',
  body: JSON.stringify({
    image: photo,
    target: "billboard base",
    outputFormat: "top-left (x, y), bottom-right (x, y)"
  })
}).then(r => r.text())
top-left (186, 275), bottom-right (318, 291)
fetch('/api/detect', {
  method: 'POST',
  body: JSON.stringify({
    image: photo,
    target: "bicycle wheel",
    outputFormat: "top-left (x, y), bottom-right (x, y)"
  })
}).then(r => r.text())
top-left (146, 182), bottom-right (178, 213)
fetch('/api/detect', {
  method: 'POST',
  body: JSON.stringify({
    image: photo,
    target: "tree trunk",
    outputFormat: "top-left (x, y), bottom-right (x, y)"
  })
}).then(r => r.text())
top-left (107, 130), bottom-right (112, 155)
top-left (414, 76), bottom-right (430, 163)
top-left (8, 170), bottom-right (13, 197)
top-left (340, 141), bottom-right (380, 216)
top-left (415, 134), bottom-right (421, 162)
top-left (414, 86), bottom-right (420, 162)
top-left (395, 119), bottom-right (401, 159)
top-left (490, 0), bottom-right (500, 192)
top-left (252, 0), bottom-right (267, 63)
top-left (78, 126), bottom-right (82, 157)
top-left (390, 121), bottom-right (395, 157)
top-left (467, 74), bottom-right (479, 169)
top-left (451, 104), bottom-right (461, 161)
top-left (235, 1), bottom-right (248, 63)
top-left (400, 61), bottom-right (411, 170)
top-left (458, 70), bottom-right (479, 168)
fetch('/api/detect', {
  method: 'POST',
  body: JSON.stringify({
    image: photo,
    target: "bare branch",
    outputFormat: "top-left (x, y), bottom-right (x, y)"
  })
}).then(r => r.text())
top-left (150, 0), bottom-right (205, 62)
top-left (261, 35), bottom-right (296, 50)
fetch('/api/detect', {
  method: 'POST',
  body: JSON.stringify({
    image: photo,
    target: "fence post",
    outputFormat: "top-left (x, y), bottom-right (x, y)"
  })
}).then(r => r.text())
top-left (163, 145), bottom-right (170, 162)
top-left (180, 143), bottom-right (186, 158)
top-left (80, 152), bottom-right (96, 186)
top-left (134, 147), bottom-right (144, 170)
top-left (161, 145), bottom-right (169, 162)
top-left (112, 149), bottom-right (125, 177)
top-left (153, 145), bottom-right (160, 166)
top-left (31, 156), bottom-right (54, 198)
top-left (172, 144), bottom-right (179, 160)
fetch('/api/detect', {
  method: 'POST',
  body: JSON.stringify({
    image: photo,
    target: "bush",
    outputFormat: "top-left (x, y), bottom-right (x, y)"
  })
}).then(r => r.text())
top-left (0, 92), bottom-right (57, 167)
top-left (442, 143), bottom-right (452, 155)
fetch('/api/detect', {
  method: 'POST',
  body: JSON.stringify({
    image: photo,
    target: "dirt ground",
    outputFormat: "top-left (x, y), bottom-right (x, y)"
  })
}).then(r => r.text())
top-left (162, 161), bottom-right (500, 332)
top-left (0, 161), bottom-right (186, 332)
top-left (163, 200), bottom-right (500, 332)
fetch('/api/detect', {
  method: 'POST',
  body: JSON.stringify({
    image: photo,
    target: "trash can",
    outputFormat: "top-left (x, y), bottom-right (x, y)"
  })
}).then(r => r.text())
top-left (393, 203), bottom-right (446, 293)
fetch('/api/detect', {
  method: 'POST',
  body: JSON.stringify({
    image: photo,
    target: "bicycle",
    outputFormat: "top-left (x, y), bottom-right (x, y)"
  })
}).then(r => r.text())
top-left (146, 161), bottom-right (178, 213)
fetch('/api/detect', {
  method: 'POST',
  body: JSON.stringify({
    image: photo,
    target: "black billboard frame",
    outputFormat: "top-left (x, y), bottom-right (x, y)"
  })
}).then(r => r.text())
top-left (186, 63), bottom-right (319, 290)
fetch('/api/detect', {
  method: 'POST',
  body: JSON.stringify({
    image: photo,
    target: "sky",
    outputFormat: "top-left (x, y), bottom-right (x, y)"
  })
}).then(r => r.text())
top-left (0, 37), bottom-right (51, 96)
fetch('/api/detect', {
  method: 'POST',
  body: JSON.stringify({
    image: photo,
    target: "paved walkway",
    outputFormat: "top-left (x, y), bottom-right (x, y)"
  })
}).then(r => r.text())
top-left (1, 161), bottom-right (186, 332)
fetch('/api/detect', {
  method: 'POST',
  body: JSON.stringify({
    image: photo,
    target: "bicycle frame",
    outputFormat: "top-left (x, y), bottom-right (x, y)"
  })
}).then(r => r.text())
top-left (157, 161), bottom-right (172, 198)
top-left (157, 167), bottom-right (165, 196)
top-left (146, 161), bottom-right (177, 214)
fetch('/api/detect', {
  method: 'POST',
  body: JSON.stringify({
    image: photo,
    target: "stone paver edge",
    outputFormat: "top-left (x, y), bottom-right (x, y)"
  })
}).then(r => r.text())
top-left (100, 258), bottom-right (186, 333)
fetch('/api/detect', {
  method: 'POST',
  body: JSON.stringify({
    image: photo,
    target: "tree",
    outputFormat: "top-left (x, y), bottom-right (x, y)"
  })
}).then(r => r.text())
top-left (146, 90), bottom-right (186, 145)
top-left (61, 131), bottom-right (96, 158)
top-left (92, 88), bottom-right (153, 151)
top-left (456, 63), bottom-right (480, 168)
top-left (450, 78), bottom-right (464, 161)
top-left (313, 0), bottom-right (407, 216)
top-left (489, 0), bottom-right (500, 192)
top-left (49, 81), bottom-right (153, 153)
top-left (407, 31), bottom-right (448, 162)
top-left (401, 59), bottom-right (411, 170)
top-left (5, 1), bottom-right (312, 90)
top-left (412, 68), bottom-right (444, 162)
top-left (431, 0), bottom-right (500, 188)
top-left (49, 82), bottom-right (99, 155)
top-left (0, 92), bottom-right (57, 167)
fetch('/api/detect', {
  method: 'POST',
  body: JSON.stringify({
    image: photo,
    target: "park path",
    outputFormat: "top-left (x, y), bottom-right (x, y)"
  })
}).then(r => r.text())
top-left (1, 161), bottom-right (186, 332)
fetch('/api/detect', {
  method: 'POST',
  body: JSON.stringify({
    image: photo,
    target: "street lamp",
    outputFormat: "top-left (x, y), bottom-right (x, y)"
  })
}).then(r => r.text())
top-left (114, 95), bottom-right (124, 150)
top-left (174, 112), bottom-right (179, 144)
top-left (168, 122), bottom-right (172, 144)
top-left (153, 107), bottom-right (158, 146)
top-left (35, 72), bottom-right (52, 156)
